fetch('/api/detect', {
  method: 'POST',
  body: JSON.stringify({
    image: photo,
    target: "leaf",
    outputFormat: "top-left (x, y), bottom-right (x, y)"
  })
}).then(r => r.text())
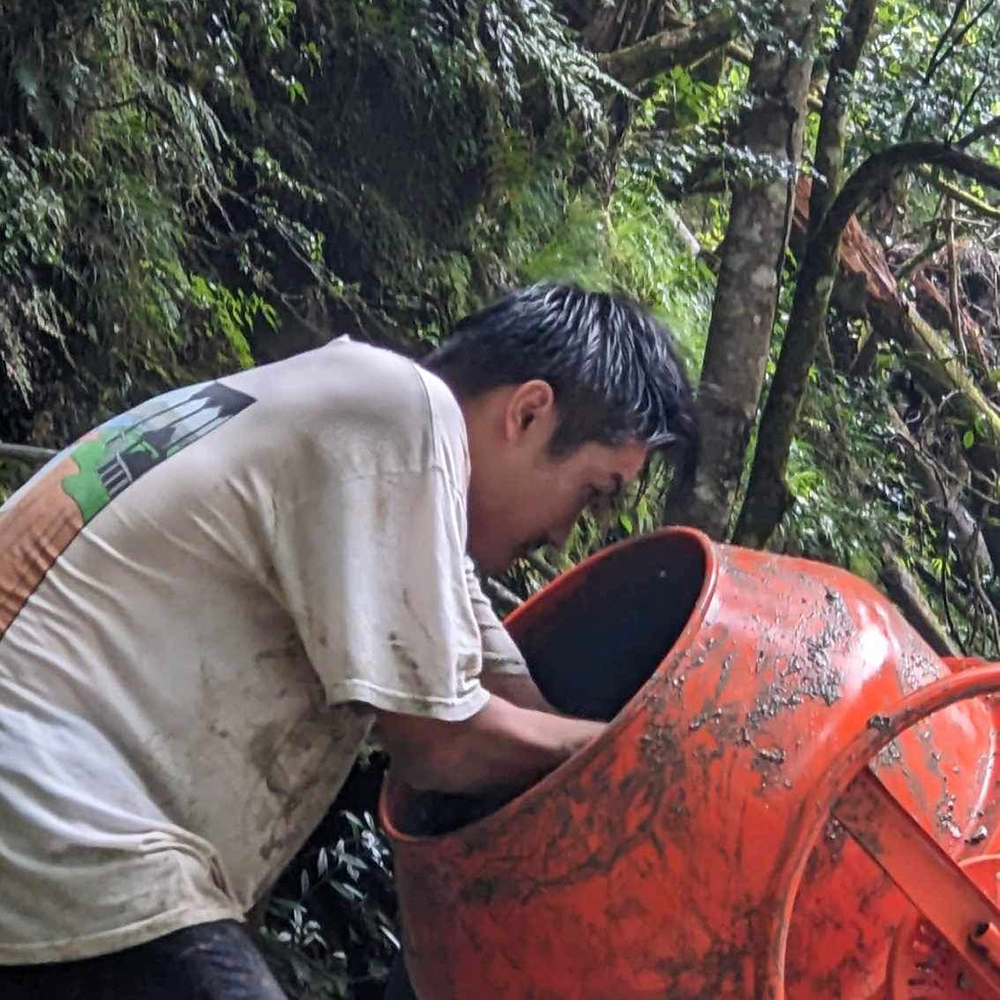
top-left (14, 59), bottom-right (40, 100)
top-left (963, 429), bottom-right (975, 449)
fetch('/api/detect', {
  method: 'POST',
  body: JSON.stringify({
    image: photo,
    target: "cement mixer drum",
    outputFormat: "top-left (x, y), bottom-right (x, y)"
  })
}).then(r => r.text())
top-left (381, 528), bottom-right (1000, 1000)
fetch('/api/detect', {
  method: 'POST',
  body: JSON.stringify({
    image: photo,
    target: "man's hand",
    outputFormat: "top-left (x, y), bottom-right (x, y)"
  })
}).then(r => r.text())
top-left (374, 695), bottom-right (604, 797)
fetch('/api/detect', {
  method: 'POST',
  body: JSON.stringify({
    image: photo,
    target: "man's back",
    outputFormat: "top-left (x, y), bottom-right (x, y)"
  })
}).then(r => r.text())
top-left (0, 338), bottom-right (482, 962)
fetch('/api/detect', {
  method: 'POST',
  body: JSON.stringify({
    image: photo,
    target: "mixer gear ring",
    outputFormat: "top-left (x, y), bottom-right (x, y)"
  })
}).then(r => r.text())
top-left (889, 856), bottom-right (1000, 1000)
top-left (759, 662), bottom-right (1000, 1000)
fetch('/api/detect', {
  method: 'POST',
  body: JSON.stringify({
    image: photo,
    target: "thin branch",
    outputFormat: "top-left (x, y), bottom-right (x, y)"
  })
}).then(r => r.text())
top-left (0, 442), bottom-right (57, 464)
top-left (918, 165), bottom-right (1000, 221)
top-left (967, 522), bottom-right (1000, 653)
top-left (935, 0), bottom-right (996, 76)
top-left (899, 0), bottom-right (968, 139)
top-left (957, 114), bottom-right (1000, 149)
top-left (894, 238), bottom-right (945, 282)
top-left (946, 198), bottom-right (968, 363)
top-left (79, 94), bottom-right (144, 114)
top-left (949, 67), bottom-right (989, 144)
top-left (481, 577), bottom-right (523, 615)
top-left (879, 546), bottom-right (963, 657)
top-left (924, 0), bottom-right (969, 84)
top-left (898, 0), bottom-right (997, 142)
top-left (939, 549), bottom-right (968, 655)
top-left (890, 422), bottom-right (997, 509)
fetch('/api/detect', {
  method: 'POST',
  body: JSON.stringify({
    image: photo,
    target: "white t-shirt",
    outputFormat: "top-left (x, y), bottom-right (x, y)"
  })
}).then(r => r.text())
top-left (0, 339), bottom-right (526, 963)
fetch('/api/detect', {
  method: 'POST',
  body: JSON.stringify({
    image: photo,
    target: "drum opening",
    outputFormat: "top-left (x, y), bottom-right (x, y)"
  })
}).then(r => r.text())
top-left (513, 529), bottom-right (707, 721)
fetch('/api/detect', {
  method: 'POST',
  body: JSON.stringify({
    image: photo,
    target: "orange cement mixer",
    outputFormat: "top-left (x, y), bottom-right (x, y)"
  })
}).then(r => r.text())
top-left (381, 527), bottom-right (1000, 1000)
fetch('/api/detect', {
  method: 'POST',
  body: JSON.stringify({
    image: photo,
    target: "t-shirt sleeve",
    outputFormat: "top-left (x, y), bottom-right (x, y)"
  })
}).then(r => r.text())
top-left (272, 467), bottom-right (489, 720)
top-left (465, 559), bottom-right (529, 677)
top-left (267, 368), bottom-right (489, 722)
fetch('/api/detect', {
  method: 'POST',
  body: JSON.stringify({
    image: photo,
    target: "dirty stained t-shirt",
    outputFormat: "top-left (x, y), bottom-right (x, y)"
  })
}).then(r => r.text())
top-left (0, 338), bottom-right (526, 964)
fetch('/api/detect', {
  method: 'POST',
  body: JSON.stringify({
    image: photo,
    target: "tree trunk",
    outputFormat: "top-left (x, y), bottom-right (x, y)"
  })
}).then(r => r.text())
top-left (664, 0), bottom-right (827, 538)
top-left (806, 0), bottom-right (878, 233)
top-left (734, 142), bottom-right (1000, 548)
top-left (733, 0), bottom-right (876, 548)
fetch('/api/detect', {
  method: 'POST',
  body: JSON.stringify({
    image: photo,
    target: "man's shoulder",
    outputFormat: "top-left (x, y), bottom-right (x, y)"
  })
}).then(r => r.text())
top-left (232, 338), bottom-right (468, 479)
top-left (230, 338), bottom-right (421, 417)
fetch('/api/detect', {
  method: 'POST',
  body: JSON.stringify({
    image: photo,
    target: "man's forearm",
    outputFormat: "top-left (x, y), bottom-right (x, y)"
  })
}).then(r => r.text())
top-left (376, 696), bottom-right (605, 797)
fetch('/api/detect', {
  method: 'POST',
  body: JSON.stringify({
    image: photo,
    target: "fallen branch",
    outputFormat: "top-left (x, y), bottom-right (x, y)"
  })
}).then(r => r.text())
top-left (918, 165), bottom-right (1000, 221)
top-left (597, 10), bottom-right (736, 89)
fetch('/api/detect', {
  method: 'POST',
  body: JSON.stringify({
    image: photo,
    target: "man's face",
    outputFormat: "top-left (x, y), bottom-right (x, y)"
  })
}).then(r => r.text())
top-left (463, 381), bottom-right (649, 575)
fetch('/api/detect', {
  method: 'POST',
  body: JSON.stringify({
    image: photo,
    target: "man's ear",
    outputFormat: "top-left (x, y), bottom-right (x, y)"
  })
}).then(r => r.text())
top-left (503, 380), bottom-right (556, 442)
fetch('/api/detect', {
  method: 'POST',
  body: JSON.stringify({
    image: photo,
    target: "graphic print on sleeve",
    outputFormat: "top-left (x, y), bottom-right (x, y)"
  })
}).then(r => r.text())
top-left (0, 381), bottom-right (255, 637)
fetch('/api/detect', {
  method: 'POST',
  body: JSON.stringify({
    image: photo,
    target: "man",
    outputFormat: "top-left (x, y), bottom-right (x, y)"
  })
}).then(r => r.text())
top-left (0, 283), bottom-right (696, 998)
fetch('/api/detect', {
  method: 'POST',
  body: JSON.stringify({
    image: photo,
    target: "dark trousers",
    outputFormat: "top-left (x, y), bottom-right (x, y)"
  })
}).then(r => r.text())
top-left (0, 919), bottom-right (288, 1000)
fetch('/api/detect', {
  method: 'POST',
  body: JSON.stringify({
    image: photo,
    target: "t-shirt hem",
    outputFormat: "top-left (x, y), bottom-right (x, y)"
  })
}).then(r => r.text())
top-left (0, 902), bottom-right (243, 965)
top-left (329, 677), bottom-right (490, 721)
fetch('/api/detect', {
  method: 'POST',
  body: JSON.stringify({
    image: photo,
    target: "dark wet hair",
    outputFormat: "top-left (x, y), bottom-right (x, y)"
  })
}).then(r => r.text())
top-left (423, 283), bottom-right (698, 485)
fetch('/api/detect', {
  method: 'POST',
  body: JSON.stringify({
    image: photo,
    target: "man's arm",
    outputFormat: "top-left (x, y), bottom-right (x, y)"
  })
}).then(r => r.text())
top-left (375, 695), bottom-right (604, 796)
top-left (480, 671), bottom-right (560, 714)
top-left (463, 561), bottom-right (562, 714)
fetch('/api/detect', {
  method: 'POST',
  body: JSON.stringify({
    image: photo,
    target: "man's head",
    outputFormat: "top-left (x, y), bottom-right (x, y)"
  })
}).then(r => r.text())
top-left (424, 283), bottom-right (698, 574)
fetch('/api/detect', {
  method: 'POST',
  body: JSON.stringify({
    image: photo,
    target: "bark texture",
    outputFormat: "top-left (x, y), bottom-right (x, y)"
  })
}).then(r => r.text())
top-left (733, 0), bottom-right (876, 547)
top-left (664, 0), bottom-right (827, 537)
top-left (806, 0), bottom-right (878, 232)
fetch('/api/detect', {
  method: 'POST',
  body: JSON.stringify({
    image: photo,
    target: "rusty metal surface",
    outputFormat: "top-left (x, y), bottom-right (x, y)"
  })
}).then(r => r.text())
top-left (887, 854), bottom-right (1000, 1000)
top-left (835, 768), bottom-right (1000, 995)
top-left (759, 661), bottom-right (1000, 1000)
top-left (380, 528), bottom-right (1000, 1000)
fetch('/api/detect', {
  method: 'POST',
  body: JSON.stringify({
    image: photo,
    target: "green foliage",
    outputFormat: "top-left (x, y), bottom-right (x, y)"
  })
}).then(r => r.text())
top-left (516, 165), bottom-right (715, 376)
top-left (779, 373), bottom-right (918, 576)
top-left (633, 62), bottom-right (749, 194)
top-left (0, 0), bottom-right (306, 443)
top-left (259, 809), bottom-right (398, 1000)
top-left (0, 0), bottom-right (617, 445)
top-left (855, 0), bottom-right (1000, 147)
